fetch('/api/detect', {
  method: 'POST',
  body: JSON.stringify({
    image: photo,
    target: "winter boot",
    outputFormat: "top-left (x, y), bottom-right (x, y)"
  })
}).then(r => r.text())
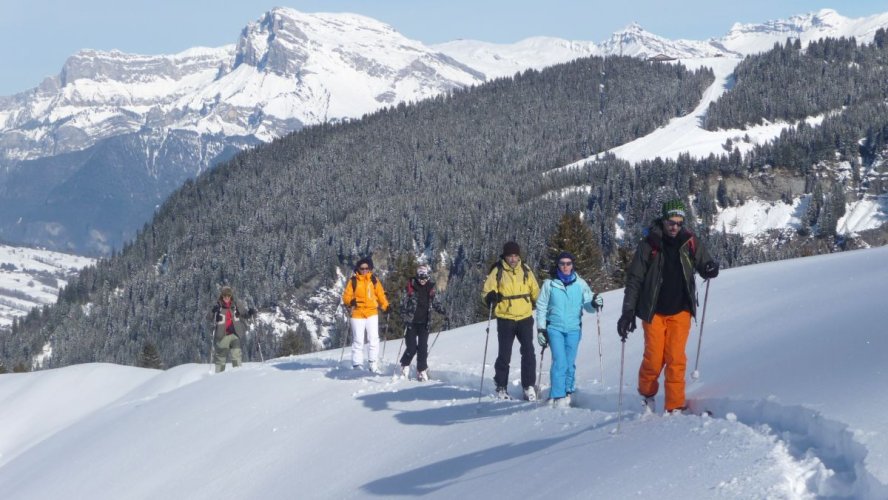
top-left (353, 364), bottom-right (363, 370)
top-left (642, 395), bottom-right (656, 414)
top-left (368, 361), bottom-right (380, 374)
top-left (666, 406), bottom-right (688, 416)
top-left (495, 386), bottom-right (511, 400)
top-left (553, 397), bottom-right (571, 409)
top-left (417, 369), bottom-right (429, 382)
top-left (400, 364), bottom-right (410, 378)
top-left (523, 386), bottom-right (537, 402)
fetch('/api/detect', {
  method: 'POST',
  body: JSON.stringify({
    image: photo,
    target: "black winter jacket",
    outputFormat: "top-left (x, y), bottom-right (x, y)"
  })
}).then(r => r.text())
top-left (621, 223), bottom-right (715, 323)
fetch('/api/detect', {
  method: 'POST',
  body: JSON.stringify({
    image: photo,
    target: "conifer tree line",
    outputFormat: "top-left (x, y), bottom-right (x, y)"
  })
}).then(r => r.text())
top-left (705, 29), bottom-right (888, 131)
top-left (2, 36), bottom-right (885, 371)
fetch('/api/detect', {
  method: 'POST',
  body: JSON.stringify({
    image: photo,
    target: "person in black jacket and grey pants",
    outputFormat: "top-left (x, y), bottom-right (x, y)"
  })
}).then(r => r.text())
top-left (398, 265), bottom-right (446, 381)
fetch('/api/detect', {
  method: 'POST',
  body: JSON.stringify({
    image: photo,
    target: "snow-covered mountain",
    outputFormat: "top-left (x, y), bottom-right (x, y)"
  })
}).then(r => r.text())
top-left (721, 8), bottom-right (888, 55)
top-left (0, 244), bottom-right (94, 329)
top-left (1, 7), bottom-right (887, 257)
top-left (0, 8), bottom-right (487, 166)
top-left (0, 247), bottom-right (885, 498)
top-left (5, 7), bottom-right (887, 168)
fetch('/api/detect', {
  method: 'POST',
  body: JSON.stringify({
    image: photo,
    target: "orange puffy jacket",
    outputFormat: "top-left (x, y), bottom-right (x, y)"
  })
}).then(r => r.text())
top-left (342, 272), bottom-right (390, 318)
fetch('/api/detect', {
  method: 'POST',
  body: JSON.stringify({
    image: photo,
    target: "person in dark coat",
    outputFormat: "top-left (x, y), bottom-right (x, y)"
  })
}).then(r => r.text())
top-left (618, 199), bottom-right (719, 414)
top-left (398, 265), bottom-right (447, 381)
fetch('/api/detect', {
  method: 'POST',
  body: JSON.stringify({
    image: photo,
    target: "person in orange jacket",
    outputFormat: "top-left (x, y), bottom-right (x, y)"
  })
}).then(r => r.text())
top-left (342, 257), bottom-right (390, 373)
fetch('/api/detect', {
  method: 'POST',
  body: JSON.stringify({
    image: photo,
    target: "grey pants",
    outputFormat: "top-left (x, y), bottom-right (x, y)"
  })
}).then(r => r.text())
top-left (215, 334), bottom-right (242, 372)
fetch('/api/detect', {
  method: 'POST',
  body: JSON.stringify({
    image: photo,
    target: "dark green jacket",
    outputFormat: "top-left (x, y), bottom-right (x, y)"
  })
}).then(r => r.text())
top-left (621, 223), bottom-right (715, 323)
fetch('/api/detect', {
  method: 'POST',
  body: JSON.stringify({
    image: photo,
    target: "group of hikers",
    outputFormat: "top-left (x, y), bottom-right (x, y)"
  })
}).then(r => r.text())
top-left (210, 199), bottom-right (720, 414)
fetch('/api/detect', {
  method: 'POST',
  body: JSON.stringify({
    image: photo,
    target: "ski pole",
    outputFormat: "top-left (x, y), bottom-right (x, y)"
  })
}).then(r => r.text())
top-left (535, 344), bottom-right (547, 396)
top-left (478, 302), bottom-right (494, 404)
top-left (596, 311), bottom-right (604, 385)
top-left (255, 331), bottom-right (265, 363)
top-left (339, 306), bottom-right (351, 365)
top-left (691, 279), bottom-right (711, 380)
top-left (377, 312), bottom-right (390, 367)
top-left (381, 317), bottom-right (389, 362)
top-left (428, 327), bottom-right (443, 356)
top-left (392, 327), bottom-right (407, 376)
top-left (208, 327), bottom-right (215, 366)
top-left (617, 336), bottom-right (626, 433)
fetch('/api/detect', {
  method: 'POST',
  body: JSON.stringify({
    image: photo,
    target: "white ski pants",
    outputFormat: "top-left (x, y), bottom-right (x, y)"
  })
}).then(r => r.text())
top-left (350, 315), bottom-right (380, 366)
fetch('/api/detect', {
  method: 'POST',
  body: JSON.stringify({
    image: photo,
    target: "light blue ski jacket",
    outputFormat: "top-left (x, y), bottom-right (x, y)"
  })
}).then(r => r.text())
top-left (535, 275), bottom-right (597, 333)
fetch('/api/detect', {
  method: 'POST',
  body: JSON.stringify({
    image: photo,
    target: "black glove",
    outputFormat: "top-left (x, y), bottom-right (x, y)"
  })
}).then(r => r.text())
top-left (212, 304), bottom-right (220, 314)
top-left (247, 307), bottom-right (257, 318)
top-left (349, 299), bottom-right (357, 308)
top-left (484, 291), bottom-right (501, 307)
top-left (537, 329), bottom-right (548, 347)
top-left (701, 261), bottom-right (720, 279)
top-left (617, 311), bottom-right (636, 340)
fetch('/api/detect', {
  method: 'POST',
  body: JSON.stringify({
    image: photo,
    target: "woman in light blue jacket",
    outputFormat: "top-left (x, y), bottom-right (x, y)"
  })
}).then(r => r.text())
top-left (536, 251), bottom-right (603, 407)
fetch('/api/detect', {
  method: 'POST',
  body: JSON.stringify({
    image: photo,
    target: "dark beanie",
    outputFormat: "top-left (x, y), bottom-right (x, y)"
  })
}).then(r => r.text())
top-left (355, 257), bottom-right (374, 271)
top-left (557, 251), bottom-right (575, 262)
top-left (502, 241), bottom-right (521, 256)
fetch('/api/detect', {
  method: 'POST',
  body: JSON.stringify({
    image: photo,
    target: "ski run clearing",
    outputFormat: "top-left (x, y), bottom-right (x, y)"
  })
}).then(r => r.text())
top-left (0, 246), bottom-right (885, 499)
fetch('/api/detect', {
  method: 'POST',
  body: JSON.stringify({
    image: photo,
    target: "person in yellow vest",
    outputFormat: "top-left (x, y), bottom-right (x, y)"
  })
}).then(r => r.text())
top-left (342, 257), bottom-right (390, 373)
top-left (481, 241), bottom-right (541, 401)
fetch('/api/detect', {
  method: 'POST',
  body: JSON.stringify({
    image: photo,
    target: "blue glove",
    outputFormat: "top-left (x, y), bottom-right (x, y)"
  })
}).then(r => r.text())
top-left (537, 328), bottom-right (548, 347)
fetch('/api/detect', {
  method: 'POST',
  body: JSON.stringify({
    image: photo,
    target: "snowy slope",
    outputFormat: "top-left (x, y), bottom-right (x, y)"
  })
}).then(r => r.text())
top-left (0, 244), bottom-right (94, 328)
top-left (0, 246), bottom-right (885, 499)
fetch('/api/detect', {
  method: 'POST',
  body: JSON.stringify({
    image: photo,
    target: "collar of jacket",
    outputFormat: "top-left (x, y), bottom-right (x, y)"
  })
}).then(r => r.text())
top-left (646, 224), bottom-right (692, 252)
top-left (412, 277), bottom-right (434, 288)
top-left (354, 272), bottom-right (375, 282)
top-left (500, 258), bottom-right (522, 271)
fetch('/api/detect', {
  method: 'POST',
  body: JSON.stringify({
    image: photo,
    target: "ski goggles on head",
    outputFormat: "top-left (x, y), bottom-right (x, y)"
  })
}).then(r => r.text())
top-left (417, 273), bottom-right (430, 280)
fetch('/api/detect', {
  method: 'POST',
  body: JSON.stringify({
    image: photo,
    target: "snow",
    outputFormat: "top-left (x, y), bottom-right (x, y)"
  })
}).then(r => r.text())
top-left (1, 246), bottom-right (886, 498)
top-left (715, 197), bottom-right (805, 241)
top-left (0, 244), bottom-right (94, 328)
top-left (838, 195), bottom-right (888, 235)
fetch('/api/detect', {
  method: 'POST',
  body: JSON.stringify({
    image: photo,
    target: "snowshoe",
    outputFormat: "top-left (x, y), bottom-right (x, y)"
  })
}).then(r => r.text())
top-left (641, 395), bottom-right (656, 414)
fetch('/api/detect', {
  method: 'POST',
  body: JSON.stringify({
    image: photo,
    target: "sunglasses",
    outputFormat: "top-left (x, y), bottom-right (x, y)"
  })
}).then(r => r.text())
top-left (664, 220), bottom-right (684, 228)
top-left (557, 261), bottom-right (573, 267)
top-left (417, 275), bottom-right (429, 280)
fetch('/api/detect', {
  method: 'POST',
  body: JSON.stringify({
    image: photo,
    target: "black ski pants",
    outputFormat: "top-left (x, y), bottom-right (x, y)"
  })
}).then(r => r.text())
top-left (400, 322), bottom-right (430, 372)
top-left (493, 316), bottom-right (536, 389)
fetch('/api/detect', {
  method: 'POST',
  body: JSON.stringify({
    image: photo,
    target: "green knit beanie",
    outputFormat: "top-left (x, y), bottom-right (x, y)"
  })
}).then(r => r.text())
top-left (661, 199), bottom-right (687, 219)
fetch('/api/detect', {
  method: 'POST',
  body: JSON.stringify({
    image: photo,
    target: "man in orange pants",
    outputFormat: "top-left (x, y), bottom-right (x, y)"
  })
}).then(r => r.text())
top-left (617, 199), bottom-right (719, 414)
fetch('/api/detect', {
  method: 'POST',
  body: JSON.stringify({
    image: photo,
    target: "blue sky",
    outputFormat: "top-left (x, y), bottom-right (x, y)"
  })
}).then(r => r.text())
top-left (1, 0), bottom-right (886, 96)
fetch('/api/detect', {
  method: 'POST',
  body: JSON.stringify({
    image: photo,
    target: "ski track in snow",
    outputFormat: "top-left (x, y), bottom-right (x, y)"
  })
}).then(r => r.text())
top-left (275, 352), bottom-right (887, 499)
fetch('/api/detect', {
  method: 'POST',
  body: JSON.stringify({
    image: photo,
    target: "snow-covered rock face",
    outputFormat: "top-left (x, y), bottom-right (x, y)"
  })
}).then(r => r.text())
top-left (597, 22), bottom-right (728, 58)
top-left (0, 7), bottom-right (486, 165)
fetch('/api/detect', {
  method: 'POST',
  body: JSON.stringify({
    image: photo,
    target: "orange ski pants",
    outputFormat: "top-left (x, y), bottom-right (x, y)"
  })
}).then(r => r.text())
top-left (637, 311), bottom-right (692, 411)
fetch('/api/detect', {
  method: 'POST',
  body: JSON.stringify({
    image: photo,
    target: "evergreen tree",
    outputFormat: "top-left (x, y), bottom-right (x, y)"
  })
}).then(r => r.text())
top-left (137, 341), bottom-right (163, 369)
top-left (277, 329), bottom-right (306, 357)
top-left (543, 212), bottom-right (608, 292)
